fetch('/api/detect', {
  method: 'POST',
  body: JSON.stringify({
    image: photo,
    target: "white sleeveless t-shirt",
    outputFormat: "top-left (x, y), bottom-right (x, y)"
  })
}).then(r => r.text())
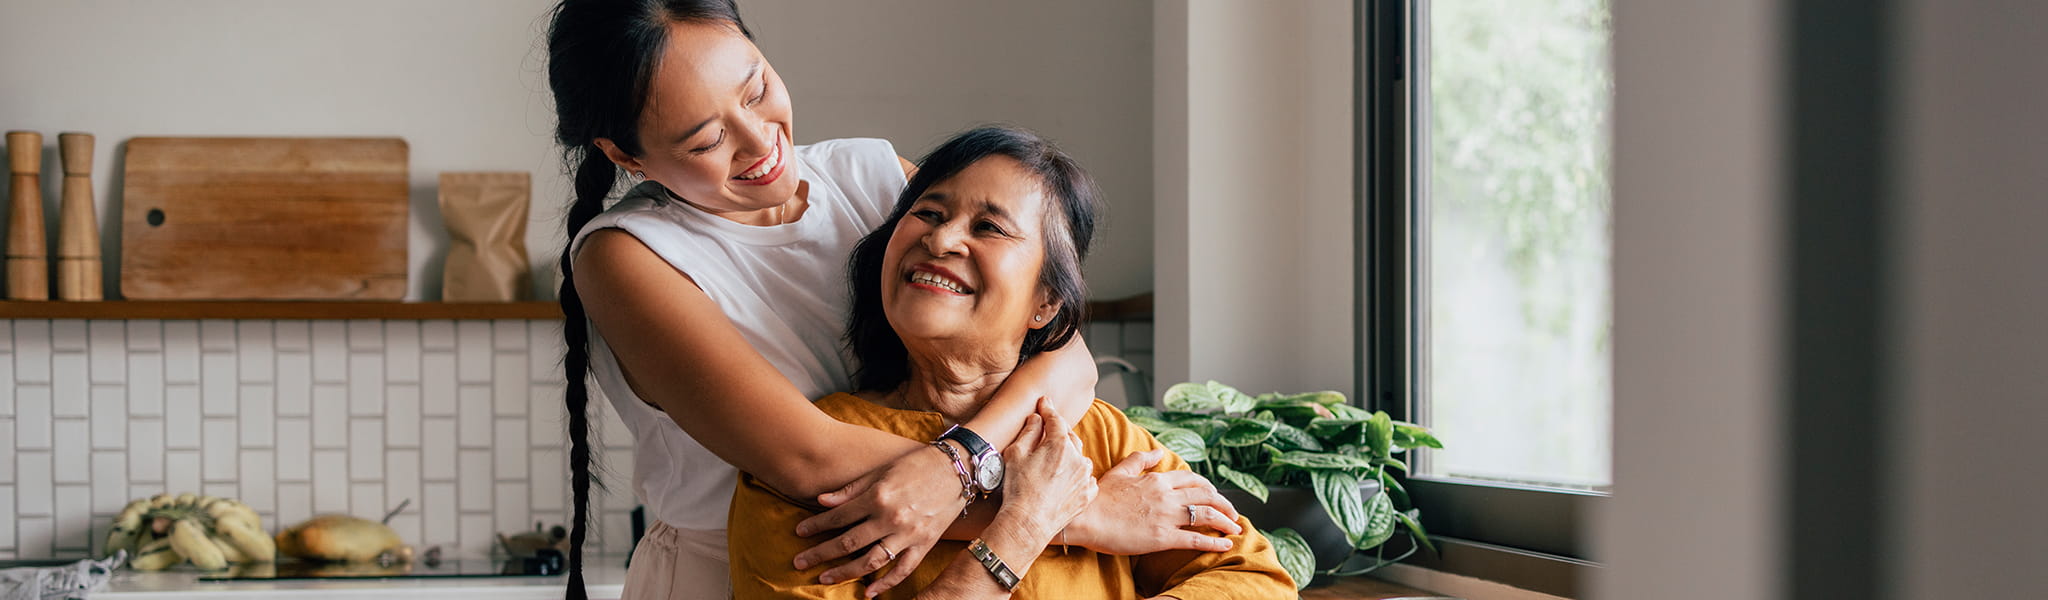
top-left (569, 138), bottom-right (906, 532)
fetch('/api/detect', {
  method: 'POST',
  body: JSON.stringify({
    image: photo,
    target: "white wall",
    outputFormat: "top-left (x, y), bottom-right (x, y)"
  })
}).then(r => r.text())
top-left (0, 0), bottom-right (1155, 301)
top-left (744, 0), bottom-right (1155, 301)
top-left (1153, 0), bottom-right (1355, 396)
top-left (0, 0), bottom-right (565, 301)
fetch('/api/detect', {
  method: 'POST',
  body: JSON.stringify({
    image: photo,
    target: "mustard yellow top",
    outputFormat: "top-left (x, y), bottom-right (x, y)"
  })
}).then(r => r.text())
top-left (729, 393), bottom-right (1297, 599)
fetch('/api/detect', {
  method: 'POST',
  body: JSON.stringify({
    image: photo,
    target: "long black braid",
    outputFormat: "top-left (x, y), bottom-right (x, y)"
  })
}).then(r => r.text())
top-left (544, 1), bottom-right (749, 597)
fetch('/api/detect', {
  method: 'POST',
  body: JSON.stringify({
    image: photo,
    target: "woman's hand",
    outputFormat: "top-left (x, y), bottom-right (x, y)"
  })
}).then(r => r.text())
top-left (1062, 449), bottom-right (1243, 555)
top-left (998, 400), bottom-right (1100, 544)
top-left (790, 444), bottom-right (968, 588)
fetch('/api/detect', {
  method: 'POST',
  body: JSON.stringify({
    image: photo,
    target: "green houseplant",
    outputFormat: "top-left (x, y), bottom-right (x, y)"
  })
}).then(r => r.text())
top-left (1123, 381), bottom-right (1442, 590)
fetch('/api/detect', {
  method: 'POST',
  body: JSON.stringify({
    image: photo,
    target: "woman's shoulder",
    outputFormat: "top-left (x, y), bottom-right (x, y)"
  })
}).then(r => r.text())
top-left (797, 137), bottom-right (899, 166)
top-left (798, 138), bottom-right (908, 223)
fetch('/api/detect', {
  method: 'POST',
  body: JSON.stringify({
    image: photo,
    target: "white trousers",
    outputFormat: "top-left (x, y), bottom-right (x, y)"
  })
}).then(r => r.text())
top-left (621, 520), bottom-right (732, 600)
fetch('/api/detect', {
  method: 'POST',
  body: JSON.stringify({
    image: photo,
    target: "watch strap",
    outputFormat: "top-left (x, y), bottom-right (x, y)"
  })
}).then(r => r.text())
top-left (939, 424), bottom-right (995, 459)
top-left (966, 538), bottom-right (1021, 590)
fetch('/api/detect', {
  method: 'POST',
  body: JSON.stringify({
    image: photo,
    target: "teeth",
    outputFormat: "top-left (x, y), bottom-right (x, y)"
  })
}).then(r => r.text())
top-left (735, 140), bottom-right (780, 180)
top-left (911, 271), bottom-right (968, 294)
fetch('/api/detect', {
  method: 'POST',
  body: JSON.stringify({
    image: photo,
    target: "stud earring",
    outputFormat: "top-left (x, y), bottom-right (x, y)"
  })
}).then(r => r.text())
top-left (634, 171), bottom-right (645, 179)
top-left (1034, 315), bottom-right (1043, 322)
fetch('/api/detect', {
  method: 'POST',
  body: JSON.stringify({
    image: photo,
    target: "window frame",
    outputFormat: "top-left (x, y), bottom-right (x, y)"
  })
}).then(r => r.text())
top-left (1357, 1), bottom-right (1606, 595)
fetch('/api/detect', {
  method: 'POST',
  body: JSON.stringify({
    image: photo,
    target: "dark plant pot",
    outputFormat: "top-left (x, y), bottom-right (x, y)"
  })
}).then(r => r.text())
top-left (1222, 479), bottom-right (1383, 572)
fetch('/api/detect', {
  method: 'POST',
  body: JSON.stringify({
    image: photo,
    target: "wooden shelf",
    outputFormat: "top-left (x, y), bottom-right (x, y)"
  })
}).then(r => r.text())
top-left (0, 301), bottom-right (562, 320)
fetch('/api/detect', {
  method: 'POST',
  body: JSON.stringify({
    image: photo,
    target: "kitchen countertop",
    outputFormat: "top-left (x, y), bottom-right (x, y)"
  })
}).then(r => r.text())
top-left (95, 557), bottom-right (628, 600)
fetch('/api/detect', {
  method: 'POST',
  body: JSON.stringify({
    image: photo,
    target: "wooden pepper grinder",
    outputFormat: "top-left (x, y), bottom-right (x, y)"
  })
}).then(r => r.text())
top-left (6, 131), bottom-right (48, 301)
top-left (57, 133), bottom-right (101, 301)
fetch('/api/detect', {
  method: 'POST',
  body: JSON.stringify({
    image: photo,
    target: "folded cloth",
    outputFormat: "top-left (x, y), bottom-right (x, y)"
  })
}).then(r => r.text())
top-left (0, 551), bottom-right (124, 600)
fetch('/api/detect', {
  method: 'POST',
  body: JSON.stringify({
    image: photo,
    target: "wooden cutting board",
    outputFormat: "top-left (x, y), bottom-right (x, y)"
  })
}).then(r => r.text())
top-left (121, 137), bottom-right (409, 300)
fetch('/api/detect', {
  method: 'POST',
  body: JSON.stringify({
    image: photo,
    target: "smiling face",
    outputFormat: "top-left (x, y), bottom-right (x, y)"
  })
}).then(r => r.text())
top-left (880, 156), bottom-right (1062, 359)
top-left (594, 20), bottom-right (798, 221)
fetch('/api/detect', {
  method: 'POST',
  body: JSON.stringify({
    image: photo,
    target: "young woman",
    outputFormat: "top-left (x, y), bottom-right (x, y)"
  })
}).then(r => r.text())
top-left (544, 2), bottom-right (1241, 598)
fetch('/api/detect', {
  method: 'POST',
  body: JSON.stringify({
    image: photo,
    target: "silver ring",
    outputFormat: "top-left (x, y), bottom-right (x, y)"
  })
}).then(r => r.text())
top-left (1187, 505), bottom-right (1198, 526)
top-left (881, 545), bottom-right (897, 561)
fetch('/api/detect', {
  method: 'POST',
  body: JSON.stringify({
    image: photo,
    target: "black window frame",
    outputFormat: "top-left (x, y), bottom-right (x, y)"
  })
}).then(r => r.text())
top-left (1357, 1), bottom-right (1606, 595)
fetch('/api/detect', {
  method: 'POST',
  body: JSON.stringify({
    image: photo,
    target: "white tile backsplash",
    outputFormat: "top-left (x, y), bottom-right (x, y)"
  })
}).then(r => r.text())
top-left (15, 322), bottom-right (51, 383)
top-left (1, 318), bottom-right (610, 559)
top-left (127, 321), bottom-right (161, 352)
top-left (0, 487), bottom-right (13, 548)
top-left (348, 354), bottom-right (384, 416)
top-left (18, 452), bottom-right (51, 514)
top-left (161, 322), bottom-right (197, 383)
top-left (127, 419), bottom-right (162, 482)
top-left (310, 322), bottom-right (346, 383)
top-left (350, 419), bottom-right (384, 481)
top-left (238, 385), bottom-right (274, 447)
top-left (458, 385), bottom-right (492, 448)
top-left (15, 386), bottom-right (50, 449)
top-left (385, 322), bottom-right (420, 383)
top-left (311, 385), bottom-right (347, 448)
top-left (458, 450), bottom-right (492, 512)
top-left (89, 387), bottom-right (123, 449)
top-left (52, 485), bottom-right (89, 550)
top-left (275, 352), bottom-right (310, 417)
top-left (386, 384), bottom-right (420, 447)
top-left (237, 322), bottom-right (273, 381)
top-left (89, 322), bottom-right (124, 384)
top-left (53, 420), bottom-right (88, 483)
top-left (51, 354), bottom-right (86, 417)
top-left (90, 452), bottom-right (124, 513)
top-left (347, 320), bottom-right (383, 352)
top-left (456, 322), bottom-right (492, 384)
top-left (199, 320), bottom-right (236, 352)
top-left (163, 386), bottom-right (199, 449)
top-left (51, 321), bottom-right (86, 352)
top-left (127, 354), bottom-right (162, 416)
top-left (201, 419), bottom-right (236, 480)
top-left (201, 354), bottom-right (236, 416)
top-left (493, 355), bottom-right (528, 416)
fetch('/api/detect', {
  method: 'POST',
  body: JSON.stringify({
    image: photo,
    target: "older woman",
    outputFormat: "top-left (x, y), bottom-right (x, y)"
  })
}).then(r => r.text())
top-left (729, 127), bottom-right (1296, 599)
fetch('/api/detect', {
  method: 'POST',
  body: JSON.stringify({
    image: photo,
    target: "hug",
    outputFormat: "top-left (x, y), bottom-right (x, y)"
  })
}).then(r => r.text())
top-left (548, 0), bottom-right (1292, 598)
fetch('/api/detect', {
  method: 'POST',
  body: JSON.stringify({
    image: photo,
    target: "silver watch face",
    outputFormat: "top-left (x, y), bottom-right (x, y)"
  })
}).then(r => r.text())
top-left (974, 453), bottom-right (1004, 492)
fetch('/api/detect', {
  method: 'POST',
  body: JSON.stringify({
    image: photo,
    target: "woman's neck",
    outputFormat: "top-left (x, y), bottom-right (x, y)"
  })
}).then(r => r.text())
top-left (665, 180), bottom-right (810, 226)
top-left (887, 350), bottom-right (1017, 424)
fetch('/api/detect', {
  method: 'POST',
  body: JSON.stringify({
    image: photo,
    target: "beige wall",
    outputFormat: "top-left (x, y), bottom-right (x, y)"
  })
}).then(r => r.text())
top-left (745, 0), bottom-right (1155, 301)
top-left (1895, 0), bottom-right (2048, 595)
top-left (1153, 0), bottom-right (1356, 396)
top-left (0, 0), bottom-right (564, 301)
top-left (1598, 0), bottom-right (1786, 597)
top-left (0, 0), bottom-right (1155, 301)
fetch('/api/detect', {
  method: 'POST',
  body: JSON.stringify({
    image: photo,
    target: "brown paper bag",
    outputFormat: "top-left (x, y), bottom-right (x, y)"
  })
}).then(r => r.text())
top-left (439, 172), bottom-right (531, 302)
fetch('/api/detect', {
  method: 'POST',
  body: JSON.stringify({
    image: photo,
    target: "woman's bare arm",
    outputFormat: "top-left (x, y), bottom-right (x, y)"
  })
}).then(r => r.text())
top-left (577, 230), bottom-right (919, 498)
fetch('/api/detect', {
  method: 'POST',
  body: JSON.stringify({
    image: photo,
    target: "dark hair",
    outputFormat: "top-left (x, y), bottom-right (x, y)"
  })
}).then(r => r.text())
top-left (545, 1), bottom-right (748, 598)
top-left (846, 126), bottom-right (1102, 391)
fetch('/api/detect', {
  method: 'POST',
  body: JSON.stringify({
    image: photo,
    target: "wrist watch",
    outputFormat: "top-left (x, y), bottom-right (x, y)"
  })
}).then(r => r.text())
top-left (939, 424), bottom-right (1004, 497)
top-left (967, 538), bottom-right (1021, 590)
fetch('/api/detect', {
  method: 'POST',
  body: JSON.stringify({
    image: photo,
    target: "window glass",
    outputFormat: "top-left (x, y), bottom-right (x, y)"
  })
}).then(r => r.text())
top-left (1420, 0), bottom-right (1613, 490)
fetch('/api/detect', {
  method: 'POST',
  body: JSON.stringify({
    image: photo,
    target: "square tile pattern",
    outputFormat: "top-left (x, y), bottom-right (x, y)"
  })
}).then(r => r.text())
top-left (0, 320), bottom-right (636, 559)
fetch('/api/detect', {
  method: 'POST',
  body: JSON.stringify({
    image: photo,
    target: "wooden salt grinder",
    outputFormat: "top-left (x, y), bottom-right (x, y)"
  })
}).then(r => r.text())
top-left (58, 133), bottom-right (101, 301)
top-left (6, 131), bottom-right (49, 301)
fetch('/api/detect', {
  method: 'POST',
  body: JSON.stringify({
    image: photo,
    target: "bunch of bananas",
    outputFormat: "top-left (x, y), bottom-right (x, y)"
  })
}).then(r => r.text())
top-left (105, 493), bottom-right (276, 571)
